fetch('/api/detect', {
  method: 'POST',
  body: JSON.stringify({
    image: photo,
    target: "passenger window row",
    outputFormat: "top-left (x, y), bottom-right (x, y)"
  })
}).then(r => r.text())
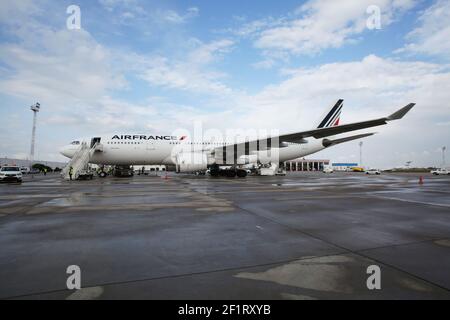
top-left (106, 142), bottom-right (142, 144)
top-left (105, 141), bottom-right (229, 145)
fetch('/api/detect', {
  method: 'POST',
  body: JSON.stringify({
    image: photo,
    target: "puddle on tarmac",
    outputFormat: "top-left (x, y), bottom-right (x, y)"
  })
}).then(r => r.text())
top-left (397, 278), bottom-right (432, 292)
top-left (280, 293), bottom-right (318, 300)
top-left (38, 195), bottom-right (186, 207)
top-left (434, 239), bottom-right (450, 247)
top-left (66, 286), bottom-right (104, 300)
top-left (196, 207), bottom-right (234, 212)
top-left (235, 255), bottom-right (355, 294)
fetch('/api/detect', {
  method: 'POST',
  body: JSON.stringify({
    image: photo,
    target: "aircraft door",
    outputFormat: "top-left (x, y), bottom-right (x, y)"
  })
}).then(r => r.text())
top-left (91, 137), bottom-right (101, 148)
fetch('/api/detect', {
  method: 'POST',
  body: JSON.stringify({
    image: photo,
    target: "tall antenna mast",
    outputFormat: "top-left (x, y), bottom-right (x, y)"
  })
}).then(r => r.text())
top-left (30, 102), bottom-right (40, 168)
top-left (359, 141), bottom-right (363, 167)
top-left (443, 146), bottom-right (447, 167)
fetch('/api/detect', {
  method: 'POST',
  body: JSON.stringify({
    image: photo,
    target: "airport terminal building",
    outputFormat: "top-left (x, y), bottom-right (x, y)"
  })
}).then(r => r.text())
top-left (284, 158), bottom-right (330, 171)
top-left (0, 157), bottom-right (67, 169)
top-left (284, 159), bottom-right (361, 172)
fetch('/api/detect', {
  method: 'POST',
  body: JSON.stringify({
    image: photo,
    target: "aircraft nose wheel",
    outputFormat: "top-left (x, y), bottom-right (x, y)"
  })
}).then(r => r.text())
top-left (236, 169), bottom-right (247, 178)
top-left (226, 170), bottom-right (237, 178)
top-left (209, 165), bottom-right (220, 177)
top-left (208, 165), bottom-right (247, 178)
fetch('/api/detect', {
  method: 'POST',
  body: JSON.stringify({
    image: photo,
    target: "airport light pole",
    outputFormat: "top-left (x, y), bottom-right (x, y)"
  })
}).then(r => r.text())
top-left (359, 141), bottom-right (363, 167)
top-left (443, 146), bottom-right (447, 167)
top-left (30, 102), bottom-right (40, 169)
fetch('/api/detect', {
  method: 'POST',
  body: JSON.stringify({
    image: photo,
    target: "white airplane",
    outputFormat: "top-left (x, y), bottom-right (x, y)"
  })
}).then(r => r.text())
top-left (60, 100), bottom-right (415, 177)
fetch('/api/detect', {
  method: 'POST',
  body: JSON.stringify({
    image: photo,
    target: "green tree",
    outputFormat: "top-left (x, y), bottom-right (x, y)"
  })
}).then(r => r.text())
top-left (32, 163), bottom-right (53, 172)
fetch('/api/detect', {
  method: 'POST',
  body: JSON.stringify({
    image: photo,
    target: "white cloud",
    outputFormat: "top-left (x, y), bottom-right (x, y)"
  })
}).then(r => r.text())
top-left (0, 0), bottom-right (41, 26)
top-left (99, 0), bottom-right (145, 14)
top-left (233, 54), bottom-right (450, 128)
top-left (131, 39), bottom-right (234, 94)
top-left (98, 0), bottom-right (199, 25)
top-left (233, 17), bottom-right (286, 37)
top-left (188, 39), bottom-right (234, 64)
top-left (397, 0), bottom-right (450, 58)
top-left (252, 59), bottom-right (276, 70)
top-left (187, 7), bottom-right (200, 17)
top-left (161, 7), bottom-right (199, 24)
top-left (0, 28), bottom-right (126, 107)
top-left (251, 0), bottom-right (416, 56)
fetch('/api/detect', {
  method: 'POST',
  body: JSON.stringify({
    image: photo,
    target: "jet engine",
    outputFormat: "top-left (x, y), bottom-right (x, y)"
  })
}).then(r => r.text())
top-left (176, 152), bottom-right (208, 173)
top-left (237, 154), bottom-right (258, 164)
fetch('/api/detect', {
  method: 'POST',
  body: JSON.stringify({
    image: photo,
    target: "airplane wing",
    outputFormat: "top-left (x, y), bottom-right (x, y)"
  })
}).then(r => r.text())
top-left (279, 103), bottom-right (415, 141)
top-left (213, 103), bottom-right (415, 155)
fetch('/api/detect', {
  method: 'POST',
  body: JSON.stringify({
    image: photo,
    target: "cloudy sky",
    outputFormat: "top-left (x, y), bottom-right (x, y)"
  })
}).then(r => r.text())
top-left (0, 0), bottom-right (449, 168)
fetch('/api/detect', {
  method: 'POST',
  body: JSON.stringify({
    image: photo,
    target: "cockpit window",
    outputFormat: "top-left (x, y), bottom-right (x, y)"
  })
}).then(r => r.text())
top-left (71, 141), bottom-right (80, 145)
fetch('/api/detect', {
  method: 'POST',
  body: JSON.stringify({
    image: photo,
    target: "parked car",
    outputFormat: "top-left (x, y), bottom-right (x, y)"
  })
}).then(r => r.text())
top-left (113, 166), bottom-right (134, 177)
top-left (323, 167), bottom-right (334, 173)
top-left (20, 167), bottom-right (30, 174)
top-left (430, 168), bottom-right (449, 175)
top-left (0, 166), bottom-right (23, 182)
top-left (366, 169), bottom-right (381, 175)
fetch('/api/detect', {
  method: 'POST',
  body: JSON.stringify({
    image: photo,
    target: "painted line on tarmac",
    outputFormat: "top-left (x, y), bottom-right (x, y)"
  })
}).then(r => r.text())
top-left (374, 196), bottom-right (450, 208)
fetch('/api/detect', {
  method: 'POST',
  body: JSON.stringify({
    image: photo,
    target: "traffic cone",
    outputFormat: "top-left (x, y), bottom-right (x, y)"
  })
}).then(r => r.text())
top-left (419, 176), bottom-right (424, 185)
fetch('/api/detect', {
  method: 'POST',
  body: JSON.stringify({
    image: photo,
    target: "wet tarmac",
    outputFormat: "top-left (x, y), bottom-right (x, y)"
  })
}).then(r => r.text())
top-left (0, 172), bottom-right (449, 299)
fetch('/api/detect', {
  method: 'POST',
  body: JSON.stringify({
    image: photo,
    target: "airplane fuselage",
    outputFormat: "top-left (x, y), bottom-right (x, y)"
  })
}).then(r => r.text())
top-left (60, 135), bottom-right (326, 166)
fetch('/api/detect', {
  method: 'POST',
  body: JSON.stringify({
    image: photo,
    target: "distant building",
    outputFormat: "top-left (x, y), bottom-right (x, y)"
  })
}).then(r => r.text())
top-left (0, 158), bottom-right (67, 169)
top-left (332, 163), bottom-right (359, 171)
top-left (284, 159), bottom-right (330, 172)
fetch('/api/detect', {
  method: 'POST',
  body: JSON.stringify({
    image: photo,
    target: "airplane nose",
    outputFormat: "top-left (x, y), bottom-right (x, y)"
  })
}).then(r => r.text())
top-left (59, 145), bottom-right (71, 158)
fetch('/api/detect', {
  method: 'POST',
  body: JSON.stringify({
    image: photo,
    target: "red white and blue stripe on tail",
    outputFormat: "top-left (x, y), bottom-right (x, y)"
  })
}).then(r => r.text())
top-left (317, 99), bottom-right (343, 128)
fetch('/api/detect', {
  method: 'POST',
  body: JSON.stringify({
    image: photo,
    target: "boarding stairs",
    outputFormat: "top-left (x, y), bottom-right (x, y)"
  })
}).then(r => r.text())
top-left (61, 141), bottom-right (102, 180)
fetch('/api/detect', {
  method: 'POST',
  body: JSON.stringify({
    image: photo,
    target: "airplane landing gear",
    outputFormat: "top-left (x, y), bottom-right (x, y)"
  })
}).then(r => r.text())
top-left (209, 164), bottom-right (220, 177)
top-left (236, 169), bottom-right (247, 178)
top-left (225, 169), bottom-right (237, 178)
top-left (208, 165), bottom-right (248, 178)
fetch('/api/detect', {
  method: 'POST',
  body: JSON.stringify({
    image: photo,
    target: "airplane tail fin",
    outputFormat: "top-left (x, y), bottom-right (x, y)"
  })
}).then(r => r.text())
top-left (316, 99), bottom-right (344, 128)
